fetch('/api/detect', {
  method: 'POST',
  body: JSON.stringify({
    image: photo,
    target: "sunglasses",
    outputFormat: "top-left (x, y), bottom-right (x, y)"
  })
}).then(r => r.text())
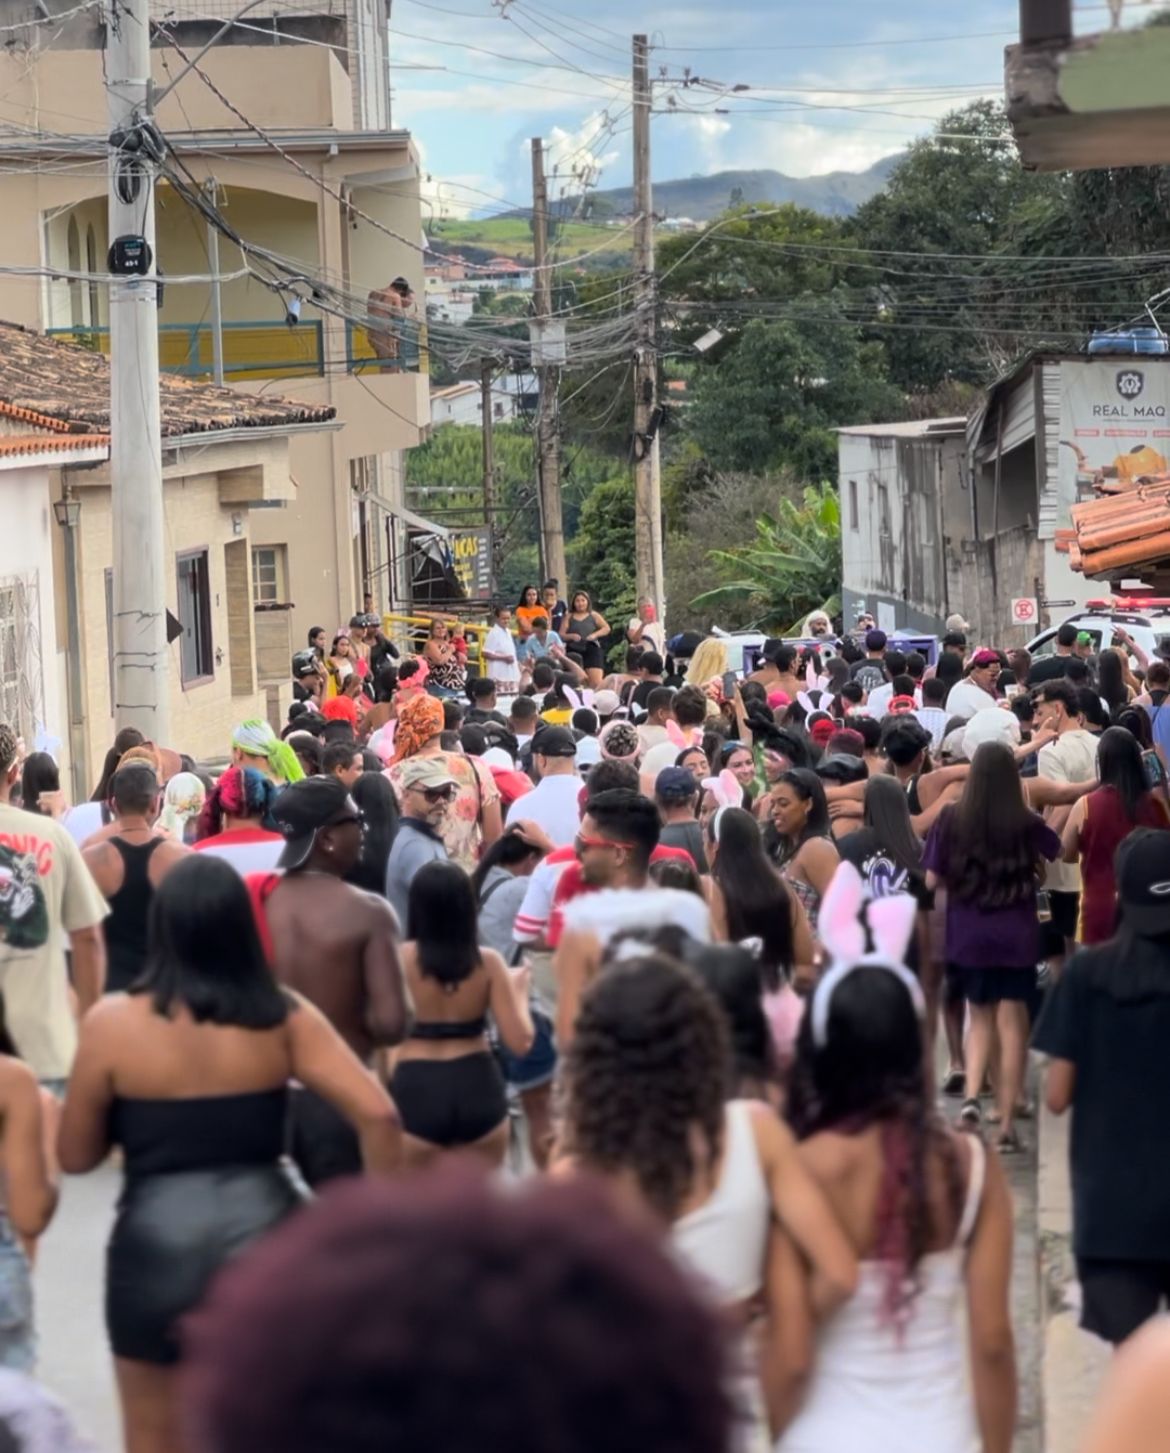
top-left (411, 785), bottom-right (456, 804)
top-left (575, 833), bottom-right (635, 853)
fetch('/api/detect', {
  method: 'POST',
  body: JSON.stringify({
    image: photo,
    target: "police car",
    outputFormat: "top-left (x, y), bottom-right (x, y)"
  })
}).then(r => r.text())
top-left (1027, 596), bottom-right (1170, 661)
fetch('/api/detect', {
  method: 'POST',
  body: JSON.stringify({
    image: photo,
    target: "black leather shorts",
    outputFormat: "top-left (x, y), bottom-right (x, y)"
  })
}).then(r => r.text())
top-left (106, 1165), bottom-right (303, 1365)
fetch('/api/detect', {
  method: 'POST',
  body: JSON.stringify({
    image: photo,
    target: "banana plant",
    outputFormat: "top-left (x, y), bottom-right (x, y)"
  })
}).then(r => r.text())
top-left (692, 482), bottom-right (842, 634)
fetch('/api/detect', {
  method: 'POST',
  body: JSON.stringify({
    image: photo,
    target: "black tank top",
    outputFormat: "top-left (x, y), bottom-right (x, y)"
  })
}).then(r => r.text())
top-left (111, 1087), bottom-right (288, 1177)
top-left (105, 838), bottom-right (165, 994)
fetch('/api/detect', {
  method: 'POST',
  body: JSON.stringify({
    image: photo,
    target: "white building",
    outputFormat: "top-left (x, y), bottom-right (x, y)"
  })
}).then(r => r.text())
top-left (430, 373), bottom-right (538, 428)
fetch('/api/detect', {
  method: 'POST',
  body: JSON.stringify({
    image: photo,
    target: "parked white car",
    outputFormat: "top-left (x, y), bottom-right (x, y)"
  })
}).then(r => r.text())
top-left (1027, 597), bottom-right (1170, 661)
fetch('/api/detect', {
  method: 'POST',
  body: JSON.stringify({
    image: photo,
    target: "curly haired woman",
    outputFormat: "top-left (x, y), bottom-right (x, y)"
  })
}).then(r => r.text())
top-left (558, 954), bottom-right (857, 1447)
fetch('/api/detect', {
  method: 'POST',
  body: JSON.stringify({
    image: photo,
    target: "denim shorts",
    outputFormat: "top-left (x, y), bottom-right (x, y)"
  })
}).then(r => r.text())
top-left (495, 1008), bottom-right (557, 1092)
top-left (0, 1227), bottom-right (35, 1372)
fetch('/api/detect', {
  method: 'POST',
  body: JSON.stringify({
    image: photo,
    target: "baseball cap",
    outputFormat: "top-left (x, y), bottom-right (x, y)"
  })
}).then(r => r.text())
top-left (531, 725), bottom-right (577, 758)
top-left (962, 707), bottom-right (1021, 759)
top-left (1118, 829), bottom-right (1170, 936)
top-left (291, 649), bottom-right (319, 680)
top-left (271, 777), bottom-right (355, 870)
top-left (398, 757), bottom-right (461, 791)
top-left (1076, 631), bottom-right (1093, 648)
top-left (592, 689), bottom-right (620, 720)
top-left (969, 649), bottom-right (1001, 668)
top-left (655, 766), bottom-right (698, 799)
top-left (864, 629), bottom-right (887, 652)
top-left (945, 613), bottom-right (971, 633)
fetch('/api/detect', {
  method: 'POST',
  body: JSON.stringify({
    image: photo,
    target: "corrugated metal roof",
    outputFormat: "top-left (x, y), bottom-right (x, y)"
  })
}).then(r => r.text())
top-left (837, 417), bottom-right (966, 439)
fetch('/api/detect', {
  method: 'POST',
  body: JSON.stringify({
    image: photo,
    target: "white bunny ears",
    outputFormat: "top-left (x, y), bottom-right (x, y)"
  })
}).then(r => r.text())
top-left (701, 768), bottom-right (741, 809)
top-left (810, 862), bottom-right (924, 1049)
top-left (563, 685), bottom-right (595, 712)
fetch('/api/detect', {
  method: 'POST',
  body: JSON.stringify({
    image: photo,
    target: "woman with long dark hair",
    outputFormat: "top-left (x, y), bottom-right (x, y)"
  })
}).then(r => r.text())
top-left (923, 741), bottom-right (1060, 1150)
top-left (19, 753), bottom-right (61, 817)
top-left (777, 881), bottom-right (1016, 1450)
top-left (344, 773), bottom-right (399, 897)
top-left (707, 806), bottom-right (815, 1058)
top-left (768, 769), bottom-right (839, 936)
top-left (59, 854), bottom-right (399, 1453)
top-left (92, 728), bottom-right (145, 803)
top-left (1061, 726), bottom-right (1169, 945)
top-left (390, 860), bottom-right (534, 1169)
top-left (685, 942), bottom-right (778, 1104)
top-left (561, 590), bottom-right (611, 688)
top-left (1099, 648), bottom-right (1132, 716)
top-left (560, 955), bottom-right (857, 1443)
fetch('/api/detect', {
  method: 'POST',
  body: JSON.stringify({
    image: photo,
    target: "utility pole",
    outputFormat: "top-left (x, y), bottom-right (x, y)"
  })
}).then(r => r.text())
top-left (204, 177), bottom-right (225, 385)
top-left (632, 33), bottom-right (664, 623)
top-left (106, 0), bottom-right (170, 743)
top-left (530, 136), bottom-right (566, 592)
top-left (480, 357), bottom-right (500, 590)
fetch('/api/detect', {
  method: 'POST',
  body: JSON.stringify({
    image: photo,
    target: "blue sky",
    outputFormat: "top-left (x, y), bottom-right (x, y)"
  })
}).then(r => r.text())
top-left (388, 0), bottom-right (1145, 218)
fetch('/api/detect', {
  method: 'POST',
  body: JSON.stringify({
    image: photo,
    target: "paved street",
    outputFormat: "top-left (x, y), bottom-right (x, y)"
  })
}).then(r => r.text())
top-left (27, 1129), bottom-right (1045, 1453)
top-left (35, 1164), bottom-right (121, 1453)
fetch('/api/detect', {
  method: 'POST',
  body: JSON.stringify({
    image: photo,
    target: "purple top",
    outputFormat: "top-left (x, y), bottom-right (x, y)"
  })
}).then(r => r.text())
top-left (922, 808), bottom-right (1061, 969)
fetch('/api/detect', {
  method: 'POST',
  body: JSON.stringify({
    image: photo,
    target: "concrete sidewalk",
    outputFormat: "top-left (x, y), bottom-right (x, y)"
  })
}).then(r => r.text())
top-left (1036, 1102), bottom-right (1111, 1453)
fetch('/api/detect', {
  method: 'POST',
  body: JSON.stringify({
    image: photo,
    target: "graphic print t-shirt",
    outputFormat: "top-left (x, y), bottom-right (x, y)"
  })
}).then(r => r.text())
top-left (0, 803), bottom-right (108, 1078)
top-left (837, 827), bottom-right (932, 970)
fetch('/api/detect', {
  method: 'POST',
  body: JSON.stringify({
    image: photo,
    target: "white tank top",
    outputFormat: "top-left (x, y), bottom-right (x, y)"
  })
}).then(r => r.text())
top-left (671, 1099), bottom-right (771, 1304)
top-left (779, 1134), bottom-right (988, 1453)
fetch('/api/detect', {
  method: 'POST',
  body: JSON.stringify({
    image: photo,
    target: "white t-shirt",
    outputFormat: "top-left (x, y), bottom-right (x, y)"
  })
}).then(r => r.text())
top-left (193, 828), bottom-right (284, 876)
top-left (628, 618), bottom-right (665, 655)
top-left (484, 624), bottom-right (520, 687)
top-left (0, 803), bottom-right (108, 1080)
top-left (866, 682), bottom-right (919, 720)
top-left (914, 706), bottom-right (951, 751)
top-left (505, 773), bottom-right (582, 848)
top-left (513, 853), bottom-right (574, 942)
top-left (945, 679), bottom-right (997, 722)
top-left (62, 802), bottom-right (105, 847)
top-left (1038, 729), bottom-right (1099, 894)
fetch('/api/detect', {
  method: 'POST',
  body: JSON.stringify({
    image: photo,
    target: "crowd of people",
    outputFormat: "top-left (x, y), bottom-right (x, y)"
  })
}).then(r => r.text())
top-left (0, 594), bottom-right (1167, 1452)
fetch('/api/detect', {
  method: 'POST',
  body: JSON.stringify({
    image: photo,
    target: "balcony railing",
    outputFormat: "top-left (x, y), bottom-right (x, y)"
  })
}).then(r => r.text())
top-left (47, 317), bottom-right (426, 382)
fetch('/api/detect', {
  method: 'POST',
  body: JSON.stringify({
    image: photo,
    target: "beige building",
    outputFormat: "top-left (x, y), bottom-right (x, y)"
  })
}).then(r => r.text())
top-left (0, 0), bottom-right (432, 676)
top-left (0, 323), bottom-right (336, 796)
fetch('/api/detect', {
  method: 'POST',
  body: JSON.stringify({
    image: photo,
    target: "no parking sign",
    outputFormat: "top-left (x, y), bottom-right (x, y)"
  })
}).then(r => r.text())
top-left (1011, 598), bottom-right (1039, 626)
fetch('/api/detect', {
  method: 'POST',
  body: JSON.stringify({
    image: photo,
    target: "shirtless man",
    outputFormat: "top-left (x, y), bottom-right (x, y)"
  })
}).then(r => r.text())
top-left (366, 275), bottom-right (414, 363)
top-left (82, 763), bottom-right (188, 995)
top-left (265, 776), bottom-right (412, 1185)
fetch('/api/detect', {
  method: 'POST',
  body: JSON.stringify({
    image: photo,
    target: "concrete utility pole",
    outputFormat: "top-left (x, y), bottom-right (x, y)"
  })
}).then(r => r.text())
top-left (106, 0), bottom-right (171, 743)
top-left (530, 136), bottom-right (566, 592)
top-left (480, 357), bottom-right (500, 589)
top-left (204, 177), bottom-right (225, 385)
top-left (632, 33), bottom-right (664, 622)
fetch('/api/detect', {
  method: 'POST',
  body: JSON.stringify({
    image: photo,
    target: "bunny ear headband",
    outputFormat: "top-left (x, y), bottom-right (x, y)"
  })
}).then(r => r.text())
top-left (665, 720), bottom-right (703, 749)
top-left (810, 862), bottom-right (924, 1050)
top-left (701, 768), bottom-right (741, 810)
top-left (563, 686), bottom-right (595, 712)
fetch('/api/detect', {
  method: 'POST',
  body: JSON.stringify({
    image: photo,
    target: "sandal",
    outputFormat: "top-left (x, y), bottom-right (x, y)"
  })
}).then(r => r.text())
top-left (942, 1070), bottom-right (965, 1097)
top-left (996, 1130), bottom-right (1023, 1155)
top-left (959, 1098), bottom-right (982, 1128)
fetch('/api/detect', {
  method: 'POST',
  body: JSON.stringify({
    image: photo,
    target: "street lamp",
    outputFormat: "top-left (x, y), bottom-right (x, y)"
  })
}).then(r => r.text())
top-left (52, 496), bottom-right (81, 530)
top-left (51, 489), bottom-right (87, 803)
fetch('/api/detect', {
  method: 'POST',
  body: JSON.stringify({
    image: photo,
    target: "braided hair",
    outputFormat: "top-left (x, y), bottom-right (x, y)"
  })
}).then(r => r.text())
top-left (787, 964), bottom-right (962, 1333)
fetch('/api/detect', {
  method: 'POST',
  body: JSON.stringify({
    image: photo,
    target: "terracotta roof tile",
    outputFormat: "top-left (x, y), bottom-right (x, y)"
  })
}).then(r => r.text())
top-left (0, 433), bottom-right (108, 457)
top-left (0, 322), bottom-right (336, 438)
top-left (1061, 479), bottom-right (1170, 575)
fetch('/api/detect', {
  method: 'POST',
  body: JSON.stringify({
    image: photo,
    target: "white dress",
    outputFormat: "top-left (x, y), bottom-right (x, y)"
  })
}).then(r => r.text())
top-left (778, 1135), bottom-right (986, 1453)
top-left (672, 1100), bottom-right (772, 1453)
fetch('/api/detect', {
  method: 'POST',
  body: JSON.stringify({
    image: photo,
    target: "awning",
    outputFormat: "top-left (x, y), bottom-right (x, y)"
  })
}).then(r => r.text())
top-left (370, 491), bottom-right (450, 539)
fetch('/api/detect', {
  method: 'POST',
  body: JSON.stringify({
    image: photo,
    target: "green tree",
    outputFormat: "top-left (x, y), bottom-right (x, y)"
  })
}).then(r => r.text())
top-left (692, 482), bottom-right (841, 632)
top-left (684, 310), bottom-right (902, 478)
top-left (569, 476), bottom-right (637, 624)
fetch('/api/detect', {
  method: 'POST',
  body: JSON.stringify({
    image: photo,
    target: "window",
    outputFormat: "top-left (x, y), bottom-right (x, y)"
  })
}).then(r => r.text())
top-left (176, 550), bottom-right (213, 684)
top-left (251, 544), bottom-right (288, 605)
top-left (849, 479), bottom-right (859, 531)
top-left (878, 483), bottom-right (891, 538)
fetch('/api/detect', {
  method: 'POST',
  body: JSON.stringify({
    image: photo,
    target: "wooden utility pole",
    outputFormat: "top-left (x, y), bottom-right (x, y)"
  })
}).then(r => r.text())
top-left (481, 357), bottom-right (501, 590)
top-left (530, 137), bottom-right (566, 592)
top-left (632, 33), bottom-right (664, 621)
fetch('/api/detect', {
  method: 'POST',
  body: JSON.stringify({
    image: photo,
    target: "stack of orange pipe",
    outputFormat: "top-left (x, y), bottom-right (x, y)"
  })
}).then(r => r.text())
top-left (1061, 480), bottom-right (1170, 576)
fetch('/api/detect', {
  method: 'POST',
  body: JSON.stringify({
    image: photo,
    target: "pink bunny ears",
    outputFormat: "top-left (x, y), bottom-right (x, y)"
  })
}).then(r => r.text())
top-left (665, 720), bottom-right (703, 749)
top-left (701, 768), bottom-right (740, 809)
top-left (563, 685), bottom-right (594, 712)
top-left (810, 863), bottom-right (924, 1049)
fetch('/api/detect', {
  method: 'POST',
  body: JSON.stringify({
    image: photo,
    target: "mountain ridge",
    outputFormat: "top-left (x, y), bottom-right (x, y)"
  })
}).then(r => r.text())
top-left (494, 155), bottom-right (901, 223)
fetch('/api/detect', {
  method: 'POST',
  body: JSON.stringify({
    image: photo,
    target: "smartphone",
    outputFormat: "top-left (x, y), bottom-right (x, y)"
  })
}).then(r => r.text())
top-left (722, 671), bottom-right (738, 699)
top-left (1036, 889), bottom-right (1052, 925)
top-left (1005, 683), bottom-right (1022, 701)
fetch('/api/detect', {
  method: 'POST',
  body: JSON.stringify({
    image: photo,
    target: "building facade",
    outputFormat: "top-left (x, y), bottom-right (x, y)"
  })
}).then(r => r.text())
top-left (0, 0), bottom-right (432, 663)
